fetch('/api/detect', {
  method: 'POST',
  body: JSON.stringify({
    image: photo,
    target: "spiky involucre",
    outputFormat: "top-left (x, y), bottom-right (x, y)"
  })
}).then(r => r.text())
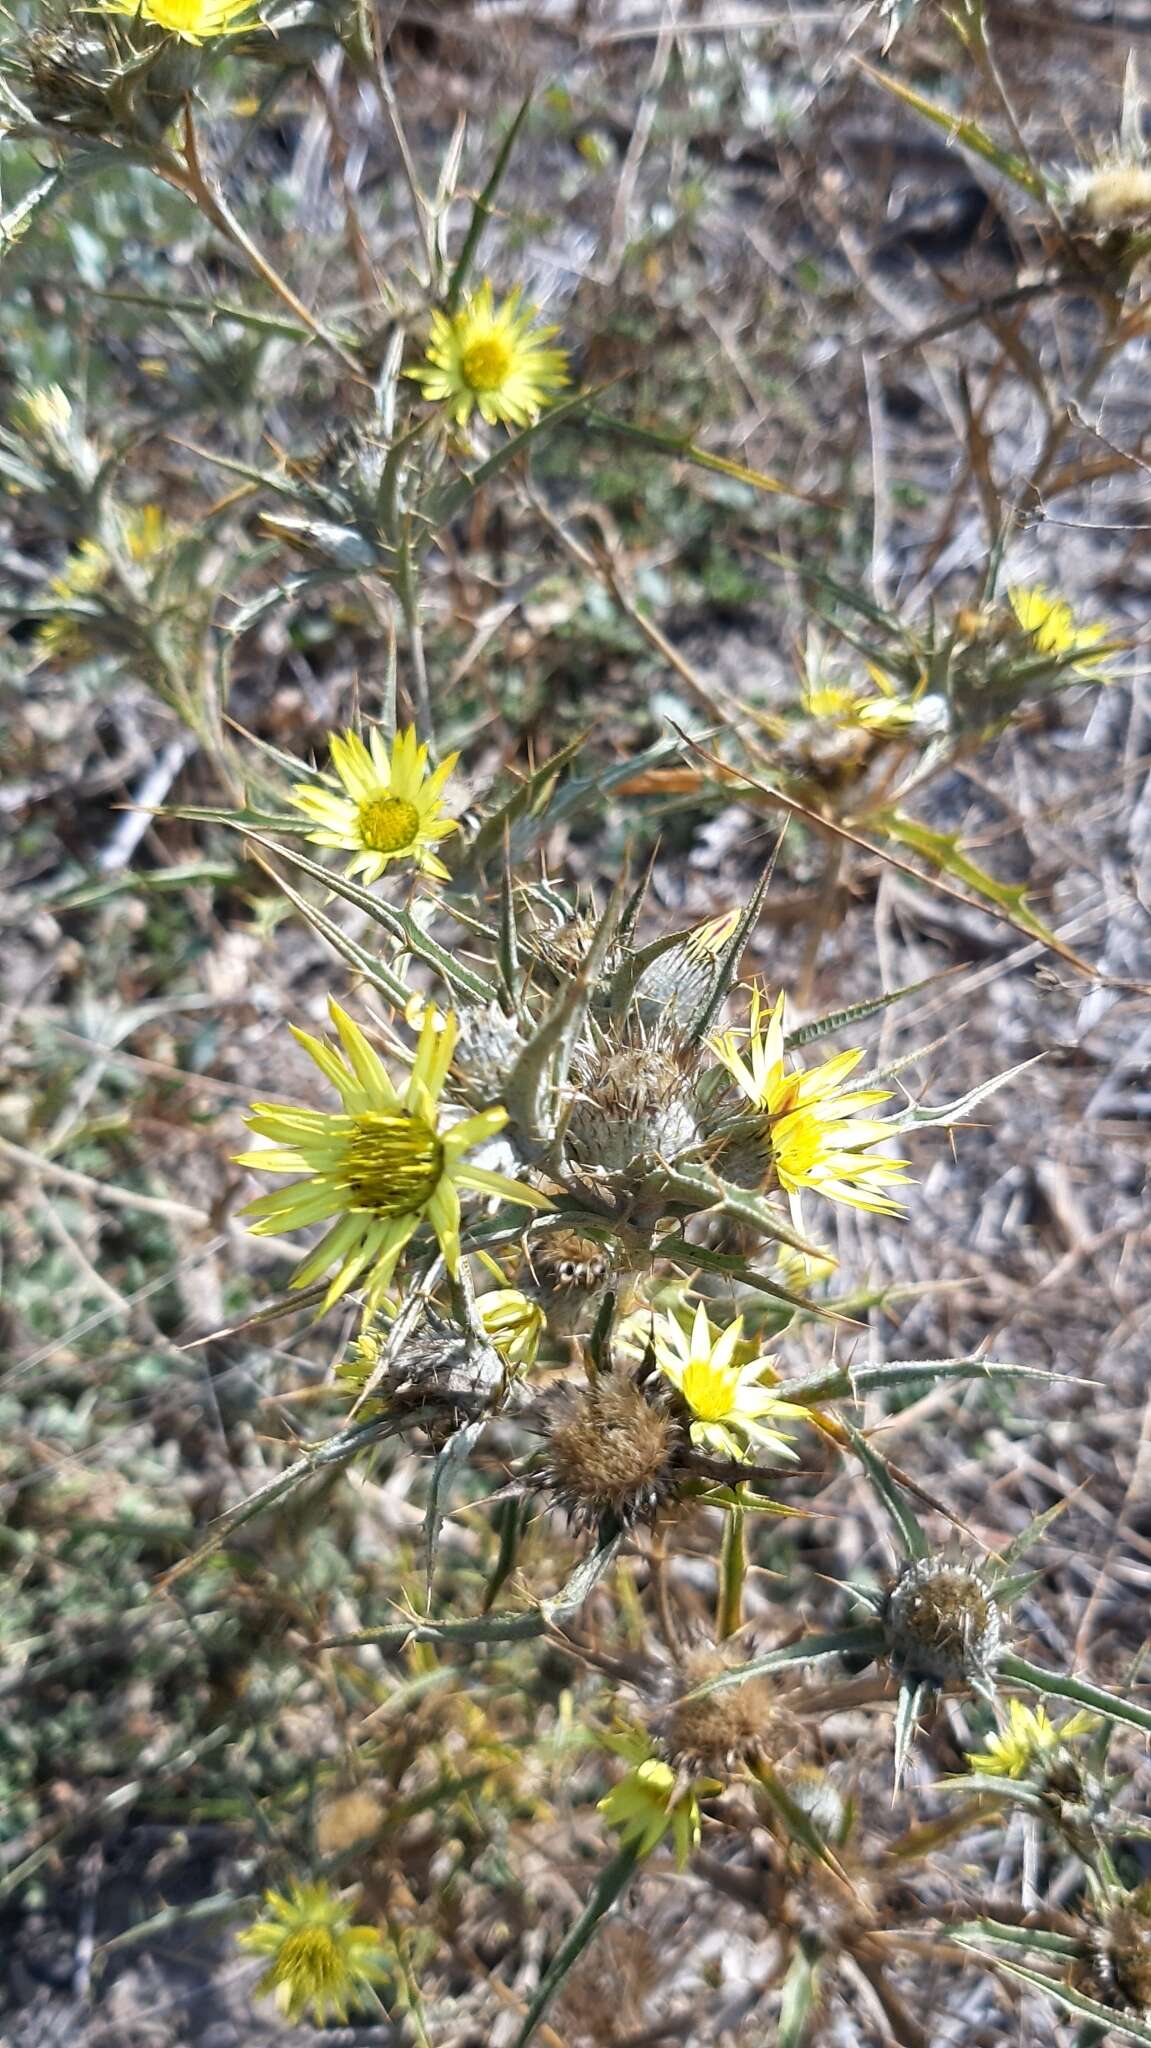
top-left (658, 1641), bottom-right (794, 1778)
top-left (541, 1375), bottom-right (684, 1532)
top-left (885, 1558), bottom-right (1002, 1687)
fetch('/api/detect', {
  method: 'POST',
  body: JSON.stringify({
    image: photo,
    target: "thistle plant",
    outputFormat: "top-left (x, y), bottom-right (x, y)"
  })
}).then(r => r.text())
top-left (4, 6), bottom-right (1149, 2045)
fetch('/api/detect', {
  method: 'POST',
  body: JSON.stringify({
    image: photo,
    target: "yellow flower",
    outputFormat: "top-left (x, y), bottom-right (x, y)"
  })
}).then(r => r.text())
top-left (709, 988), bottom-right (909, 1215)
top-left (238, 1881), bottom-right (388, 2025)
top-left (1008, 584), bottom-right (1109, 670)
top-left (409, 279), bottom-right (570, 429)
top-left (236, 1000), bottom-right (552, 1310)
top-left (100, 0), bottom-right (256, 40)
top-left (598, 1732), bottom-right (717, 1867)
top-left (967, 1699), bottom-right (1097, 1780)
top-left (648, 1301), bottom-right (803, 1463)
top-left (476, 1287), bottom-right (545, 1370)
top-left (803, 675), bottom-right (922, 738)
top-left (39, 505), bottom-right (174, 657)
top-left (289, 726), bottom-right (459, 885)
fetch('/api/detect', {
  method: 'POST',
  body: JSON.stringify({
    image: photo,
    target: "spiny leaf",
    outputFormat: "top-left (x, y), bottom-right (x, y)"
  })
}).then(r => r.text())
top-left (893, 1678), bottom-right (927, 1793)
top-left (586, 409), bottom-right (828, 507)
top-left (955, 1949), bottom-right (1151, 2045)
top-left (320, 1530), bottom-right (624, 1651)
top-left (246, 853), bottom-right (412, 1008)
top-left (838, 1417), bottom-right (929, 1562)
top-left (998, 1655), bottom-right (1151, 1739)
top-left (243, 831), bottom-right (493, 1004)
top-left (683, 1624), bottom-right (888, 1698)
top-left (891, 1056), bottom-right (1042, 1134)
top-left (784, 1355), bottom-right (1057, 1406)
top-left (783, 974), bottom-right (949, 1052)
top-left (424, 1417), bottom-right (485, 1596)
top-left (878, 811), bottom-right (1067, 951)
top-left (446, 89), bottom-right (533, 307)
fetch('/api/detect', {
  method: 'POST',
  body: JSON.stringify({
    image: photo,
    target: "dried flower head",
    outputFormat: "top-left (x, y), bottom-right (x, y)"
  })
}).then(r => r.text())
top-left (289, 727), bottom-right (459, 885)
top-left (409, 279), bottom-right (570, 429)
top-left (236, 999), bottom-right (551, 1309)
top-left (885, 1557), bottom-right (1002, 1689)
top-left (315, 1789), bottom-right (387, 1856)
top-left (1067, 162), bottom-right (1151, 232)
top-left (237, 1881), bottom-right (388, 2025)
top-left (657, 1640), bottom-right (793, 1778)
top-left (709, 987), bottom-right (908, 1215)
top-left (540, 1373), bottom-right (684, 1531)
top-left (1093, 1899), bottom-right (1151, 2015)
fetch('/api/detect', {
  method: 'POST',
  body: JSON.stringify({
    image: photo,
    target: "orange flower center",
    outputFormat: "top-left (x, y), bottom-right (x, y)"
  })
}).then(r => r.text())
top-left (357, 794), bottom-right (420, 853)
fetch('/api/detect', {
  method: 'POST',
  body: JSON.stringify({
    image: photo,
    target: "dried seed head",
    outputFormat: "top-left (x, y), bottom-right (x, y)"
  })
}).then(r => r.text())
top-left (1094, 1903), bottom-right (1151, 2015)
top-left (566, 1032), bottom-right (700, 1179)
top-left (315, 1789), bottom-right (387, 1856)
top-left (540, 1374), bottom-right (684, 1532)
top-left (376, 1319), bottom-right (507, 1443)
top-left (1068, 163), bottom-right (1151, 232)
top-left (885, 1557), bottom-right (1001, 1688)
top-left (657, 1641), bottom-right (793, 1778)
top-left (453, 1002), bottom-right (526, 1106)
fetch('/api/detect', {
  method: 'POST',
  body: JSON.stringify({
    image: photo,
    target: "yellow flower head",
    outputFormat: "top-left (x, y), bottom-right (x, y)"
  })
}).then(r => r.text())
top-left (967, 1698), bottom-right (1097, 1780)
top-left (39, 505), bottom-right (175, 658)
top-left (709, 988), bottom-right (909, 1215)
top-left (476, 1286), bottom-right (545, 1370)
top-left (99, 0), bottom-right (256, 40)
top-left (598, 1731), bottom-right (717, 1868)
top-left (803, 673), bottom-right (924, 739)
top-left (647, 1301), bottom-right (803, 1463)
top-left (236, 1000), bottom-right (552, 1310)
top-left (289, 726), bottom-right (459, 885)
top-left (238, 1881), bottom-right (388, 2025)
top-left (1008, 584), bottom-right (1109, 672)
top-left (409, 279), bottom-right (570, 429)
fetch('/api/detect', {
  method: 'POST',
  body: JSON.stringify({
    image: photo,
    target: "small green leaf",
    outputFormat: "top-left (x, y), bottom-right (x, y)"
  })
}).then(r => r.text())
top-left (778, 1939), bottom-right (823, 2048)
top-left (878, 811), bottom-right (1065, 950)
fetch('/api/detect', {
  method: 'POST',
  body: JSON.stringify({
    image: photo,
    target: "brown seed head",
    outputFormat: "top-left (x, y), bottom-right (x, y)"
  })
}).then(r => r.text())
top-left (658, 1641), bottom-right (793, 1778)
top-left (542, 1374), bottom-right (682, 1531)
